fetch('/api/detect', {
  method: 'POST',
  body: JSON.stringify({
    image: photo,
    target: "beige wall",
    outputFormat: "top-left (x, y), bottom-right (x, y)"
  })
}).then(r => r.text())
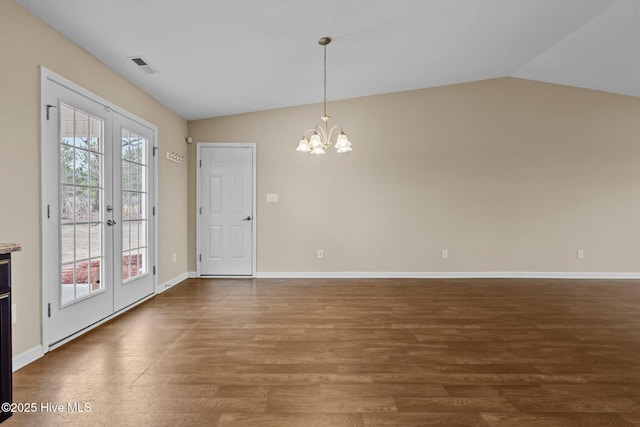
top-left (188, 77), bottom-right (640, 274)
top-left (1, 1), bottom-right (188, 356)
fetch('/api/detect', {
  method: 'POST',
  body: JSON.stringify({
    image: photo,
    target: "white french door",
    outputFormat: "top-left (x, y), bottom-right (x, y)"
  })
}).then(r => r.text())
top-left (42, 70), bottom-right (155, 347)
top-left (112, 114), bottom-right (154, 311)
top-left (43, 81), bottom-right (114, 344)
top-left (198, 144), bottom-right (256, 276)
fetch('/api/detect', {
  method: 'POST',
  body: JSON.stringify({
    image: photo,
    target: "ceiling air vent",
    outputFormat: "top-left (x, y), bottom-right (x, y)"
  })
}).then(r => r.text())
top-left (128, 56), bottom-right (158, 74)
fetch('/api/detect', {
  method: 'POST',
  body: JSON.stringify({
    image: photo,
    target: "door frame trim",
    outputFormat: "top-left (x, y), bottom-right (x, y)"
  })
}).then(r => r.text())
top-left (40, 66), bottom-right (159, 351)
top-left (196, 142), bottom-right (257, 277)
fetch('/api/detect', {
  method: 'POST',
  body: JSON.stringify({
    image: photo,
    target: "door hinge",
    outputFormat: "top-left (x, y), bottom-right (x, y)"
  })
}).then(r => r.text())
top-left (199, 160), bottom-right (202, 167)
top-left (153, 266), bottom-right (156, 275)
top-left (45, 104), bottom-right (56, 120)
top-left (153, 206), bottom-right (156, 216)
top-left (47, 204), bottom-right (50, 219)
top-left (153, 146), bottom-right (158, 156)
top-left (199, 207), bottom-right (202, 215)
top-left (199, 254), bottom-right (202, 262)
top-left (47, 303), bottom-right (51, 318)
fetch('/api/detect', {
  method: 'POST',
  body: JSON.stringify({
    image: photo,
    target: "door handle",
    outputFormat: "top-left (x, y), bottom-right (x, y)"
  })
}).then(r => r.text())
top-left (106, 219), bottom-right (117, 226)
top-left (242, 216), bottom-right (252, 221)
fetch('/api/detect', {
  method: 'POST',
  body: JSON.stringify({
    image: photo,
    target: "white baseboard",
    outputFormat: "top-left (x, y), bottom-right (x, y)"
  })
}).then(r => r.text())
top-left (187, 271), bottom-right (198, 278)
top-left (13, 345), bottom-right (44, 372)
top-left (255, 271), bottom-right (640, 280)
top-left (156, 272), bottom-right (189, 294)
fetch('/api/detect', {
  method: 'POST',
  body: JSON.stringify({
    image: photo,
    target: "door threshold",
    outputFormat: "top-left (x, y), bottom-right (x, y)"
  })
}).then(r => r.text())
top-left (47, 293), bottom-right (154, 351)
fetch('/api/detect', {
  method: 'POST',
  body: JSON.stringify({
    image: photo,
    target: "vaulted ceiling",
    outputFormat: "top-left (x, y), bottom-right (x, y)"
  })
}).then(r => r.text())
top-left (15, 0), bottom-right (640, 120)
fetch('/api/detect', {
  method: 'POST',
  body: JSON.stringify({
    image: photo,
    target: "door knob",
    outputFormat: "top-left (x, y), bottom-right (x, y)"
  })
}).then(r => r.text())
top-left (242, 216), bottom-right (252, 221)
top-left (106, 219), bottom-right (117, 226)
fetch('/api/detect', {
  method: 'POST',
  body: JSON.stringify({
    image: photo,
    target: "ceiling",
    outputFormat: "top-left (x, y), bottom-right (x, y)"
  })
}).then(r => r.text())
top-left (14, 0), bottom-right (640, 120)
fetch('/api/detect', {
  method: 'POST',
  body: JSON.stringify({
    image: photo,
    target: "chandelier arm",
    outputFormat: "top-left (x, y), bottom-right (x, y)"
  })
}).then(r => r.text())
top-left (304, 126), bottom-right (328, 140)
top-left (303, 128), bottom-right (317, 138)
top-left (327, 124), bottom-right (343, 143)
top-left (315, 125), bottom-right (329, 147)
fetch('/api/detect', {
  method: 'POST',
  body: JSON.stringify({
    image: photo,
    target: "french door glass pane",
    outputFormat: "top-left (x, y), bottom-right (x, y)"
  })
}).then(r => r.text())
top-left (59, 103), bottom-right (105, 305)
top-left (121, 128), bottom-right (148, 283)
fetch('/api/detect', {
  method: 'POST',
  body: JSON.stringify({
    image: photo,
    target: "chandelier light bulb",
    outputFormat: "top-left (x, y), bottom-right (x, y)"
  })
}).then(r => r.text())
top-left (335, 132), bottom-right (352, 153)
top-left (309, 133), bottom-right (322, 148)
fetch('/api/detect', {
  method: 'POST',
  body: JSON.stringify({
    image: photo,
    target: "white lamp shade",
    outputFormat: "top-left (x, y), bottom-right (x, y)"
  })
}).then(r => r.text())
top-left (309, 133), bottom-right (322, 148)
top-left (335, 132), bottom-right (351, 149)
top-left (310, 146), bottom-right (325, 154)
top-left (296, 137), bottom-right (311, 152)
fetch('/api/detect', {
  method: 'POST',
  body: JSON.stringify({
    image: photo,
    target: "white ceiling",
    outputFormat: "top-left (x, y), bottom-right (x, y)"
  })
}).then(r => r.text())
top-left (14, 0), bottom-right (640, 120)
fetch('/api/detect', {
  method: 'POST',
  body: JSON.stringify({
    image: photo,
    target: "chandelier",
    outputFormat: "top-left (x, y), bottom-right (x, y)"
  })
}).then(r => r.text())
top-left (296, 37), bottom-right (352, 154)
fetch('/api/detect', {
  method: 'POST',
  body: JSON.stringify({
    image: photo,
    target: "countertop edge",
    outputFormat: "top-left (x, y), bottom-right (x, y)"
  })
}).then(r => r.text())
top-left (0, 243), bottom-right (22, 255)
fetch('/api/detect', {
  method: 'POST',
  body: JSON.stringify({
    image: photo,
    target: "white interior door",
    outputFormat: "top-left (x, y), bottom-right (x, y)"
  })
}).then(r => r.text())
top-left (42, 72), bottom-right (156, 347)
top-left (199, 145), bottom-right (255, 276)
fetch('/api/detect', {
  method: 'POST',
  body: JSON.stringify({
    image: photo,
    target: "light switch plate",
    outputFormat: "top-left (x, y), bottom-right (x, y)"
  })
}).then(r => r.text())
top-left (266, 193), bottom-right (278, 203)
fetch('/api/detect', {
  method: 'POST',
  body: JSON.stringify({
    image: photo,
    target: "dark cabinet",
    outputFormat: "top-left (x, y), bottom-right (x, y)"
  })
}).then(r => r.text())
top-left (0, 253), bottom-right (11, 423)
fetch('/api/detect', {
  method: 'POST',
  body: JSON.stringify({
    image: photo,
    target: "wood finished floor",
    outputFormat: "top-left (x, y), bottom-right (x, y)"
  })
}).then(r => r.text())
top-left (7, 278), bottom-right (640, 426)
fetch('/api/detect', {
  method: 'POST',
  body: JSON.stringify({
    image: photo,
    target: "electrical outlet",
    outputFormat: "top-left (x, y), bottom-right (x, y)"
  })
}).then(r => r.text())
top-left (577, 249), bottom-right (584, 260)
top-left (317, 249), bottom-right (324, 259)
top-left (172, 253), bottom-right (177, 263)
top-left (12, 304), bottom-right (16, 324)
top-left (266, 193), bottom-right (278, 203)
top-left (441, 249), bottom-right (449, 259)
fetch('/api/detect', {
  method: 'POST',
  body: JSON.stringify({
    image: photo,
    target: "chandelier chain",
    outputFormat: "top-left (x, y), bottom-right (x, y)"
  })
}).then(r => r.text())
top-left (323, 42), bottom-right (327, 118)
